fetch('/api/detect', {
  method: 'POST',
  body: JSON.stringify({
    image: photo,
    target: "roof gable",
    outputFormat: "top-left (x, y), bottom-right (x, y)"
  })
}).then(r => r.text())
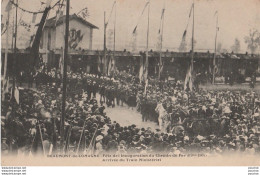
top-left (38, 14), bottom-right (98, 29)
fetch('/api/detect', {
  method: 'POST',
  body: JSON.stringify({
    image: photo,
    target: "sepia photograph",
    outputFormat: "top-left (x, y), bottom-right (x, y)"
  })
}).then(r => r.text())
top-left (1, 0), bottom-right (260, 166)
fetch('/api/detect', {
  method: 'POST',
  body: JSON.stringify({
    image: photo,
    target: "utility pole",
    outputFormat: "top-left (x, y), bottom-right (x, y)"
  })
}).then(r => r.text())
top-left (60, 0), bottom-right (70, 152)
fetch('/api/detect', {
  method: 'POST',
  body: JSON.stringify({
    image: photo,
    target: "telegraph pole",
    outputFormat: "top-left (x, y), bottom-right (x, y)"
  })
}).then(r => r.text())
top-left (60, 0), bottom-right (70, 152)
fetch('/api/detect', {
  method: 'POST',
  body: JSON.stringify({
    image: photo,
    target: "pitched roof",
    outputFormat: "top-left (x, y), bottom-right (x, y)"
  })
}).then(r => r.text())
top-left (37, 13), bottom-right (98, 29)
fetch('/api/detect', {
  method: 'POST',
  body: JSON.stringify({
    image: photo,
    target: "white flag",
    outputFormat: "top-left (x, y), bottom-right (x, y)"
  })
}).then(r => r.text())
top-left (15, 87), bottom-right (19, 104)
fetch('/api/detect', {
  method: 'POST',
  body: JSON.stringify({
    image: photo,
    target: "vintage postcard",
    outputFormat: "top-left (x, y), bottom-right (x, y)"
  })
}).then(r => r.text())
top-left (1, 0), bottom-right (260, 166)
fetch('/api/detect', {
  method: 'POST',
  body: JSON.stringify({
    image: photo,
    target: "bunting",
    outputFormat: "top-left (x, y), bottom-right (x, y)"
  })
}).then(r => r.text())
top-left (20, 20), bottom-right (31, 32)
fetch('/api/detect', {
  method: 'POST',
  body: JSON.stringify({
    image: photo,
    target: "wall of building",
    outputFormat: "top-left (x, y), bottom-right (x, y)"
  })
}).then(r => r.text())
top-left (55, 19), bottom-right (92, 50)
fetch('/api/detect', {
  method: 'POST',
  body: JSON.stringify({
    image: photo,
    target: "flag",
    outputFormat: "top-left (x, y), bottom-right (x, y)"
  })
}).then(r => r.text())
top-left (184, 64), bottom-right (193, 91)
top-left (182, 30), bottom-right (187, 40)
top-left (59, 49), bottom-right (64, 77)
top-left (107, 56), bottom-right (112, 76)
top-left (159, 59), bottom-right (164, 76)
top-left (2, 77), bottom-right (10, 101)
top-left (64, 126), bottom-right (71, 154)
top-left (55, 9), bottom-right (63, 25)
top-left (144, 79), bottom-right (148, 95)
top-left (14, 87), bottom-right (19, 104)
top-left (132, 26), bottom-right (137, 34)
top-left (139, 56), bottom-right (144, 82)
top-left (133, 1), bottom-right (149, 34)
top-left (32, 13), bottom-right (37, 23)
top-left (97, 56), bottom-right (101, 72)
top-left (158, 8), bottom-right (165, 34)
top-left (78, 8), bottom-right (89, 20)
top-left (5, 1), bottom-right (12, 12)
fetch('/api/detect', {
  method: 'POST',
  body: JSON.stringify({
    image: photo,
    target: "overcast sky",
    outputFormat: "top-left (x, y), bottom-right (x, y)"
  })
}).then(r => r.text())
top-left (1, 0), bottom-right (260, 53)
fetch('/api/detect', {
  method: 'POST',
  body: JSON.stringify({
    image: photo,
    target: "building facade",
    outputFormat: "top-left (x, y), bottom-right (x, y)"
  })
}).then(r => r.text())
top-left (38, 14), bottom-right (98, 63)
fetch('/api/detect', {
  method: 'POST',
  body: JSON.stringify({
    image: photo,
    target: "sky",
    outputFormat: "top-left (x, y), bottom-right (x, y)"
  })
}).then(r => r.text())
top-left (1, 0), bottom-right (260, 53)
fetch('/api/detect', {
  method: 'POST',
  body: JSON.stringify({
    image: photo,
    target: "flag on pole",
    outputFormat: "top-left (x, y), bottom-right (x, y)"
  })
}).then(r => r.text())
top-left (55, 9), bottom-right (63, 25)
top-left (184, 64), bottom-right (193, 91)
top-left (78, 8), bottom-right (89, 20)
top-left (14, 87), bottom-right (19, 104)
top-left (139, 56), bottom-right (144, 82)
top-left (158, 8), bottom-right (165, 34)
top-left (144, 79), bottom-right (148, 95)
top-left (97, 55), bottom-right (101, 72)
top-left (132, 1), bottom-right (149, 34)
top-left (132, 26), bottom-right (137, 34)
top-left (107, 56), bottom-right (112, 76)
top-left (59, 49), bottom-right (64, 77)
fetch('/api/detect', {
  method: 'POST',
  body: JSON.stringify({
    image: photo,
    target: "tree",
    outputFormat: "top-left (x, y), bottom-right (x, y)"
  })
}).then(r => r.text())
top-left (244, 29), bottom-right (260, 54)
top-left (231, 38), bottom-right (241, 53)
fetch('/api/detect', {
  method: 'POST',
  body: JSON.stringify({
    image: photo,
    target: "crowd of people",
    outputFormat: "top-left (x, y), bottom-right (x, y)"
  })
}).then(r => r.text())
top-left (1, 68), bottom-right (260, 157)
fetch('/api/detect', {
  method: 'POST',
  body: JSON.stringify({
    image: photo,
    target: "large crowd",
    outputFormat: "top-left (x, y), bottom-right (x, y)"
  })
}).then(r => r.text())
top-left (1, 67), bottom-right (260, 157)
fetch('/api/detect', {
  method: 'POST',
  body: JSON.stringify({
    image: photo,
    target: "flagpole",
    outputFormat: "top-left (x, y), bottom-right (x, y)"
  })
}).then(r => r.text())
top-left (145, 1), bottom-right (150, 81)
top-left (159, 4), bottom-right (165, 80)
top-left (60, 0), bottom-right (70, 152)
top-left (113, 2), bottom-right (116, 76)
top-left (3, 1), bottom-right (10, 86)
top-left (212, 12), bottom-right (218, 84)
top-left (11, 0), bottom-right (18, 109)
top-left (191, 2), bottom-right (194, 73)
top-left (104, 11), bottom-right (107, 75)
